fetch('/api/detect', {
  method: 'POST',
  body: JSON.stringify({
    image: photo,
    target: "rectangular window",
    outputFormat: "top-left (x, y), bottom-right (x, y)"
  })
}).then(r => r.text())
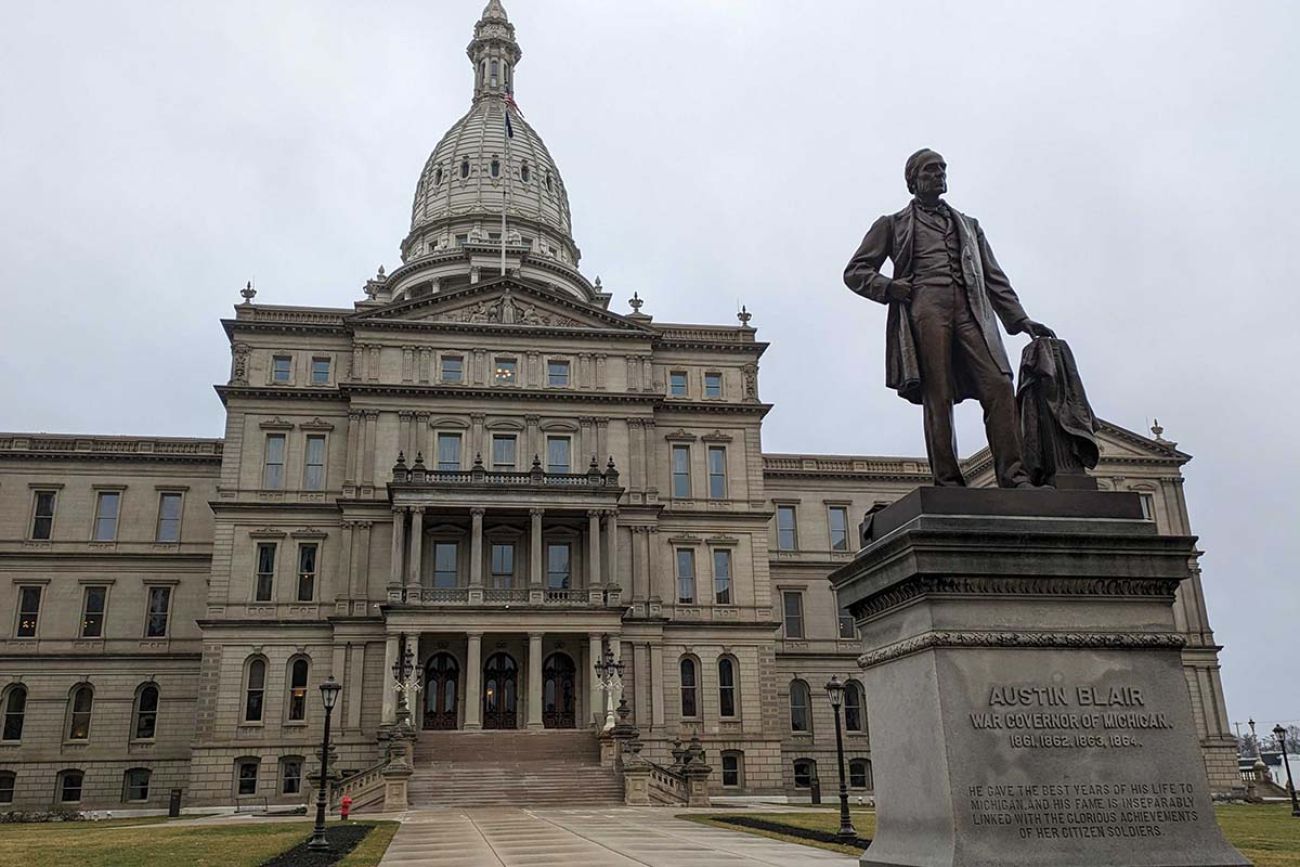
top-left (0, 773), bottom-right (13, 804)
top-left (546, 543), bottom-right (570, 590)
top-left (271, 355), bottom-right (292, 383)
top-left (81, 586), bottom-right (107, 638)
top-left (546, 436), bottom-right (571, 474)
top-left (490, 543), bottom-right (515, 588)
top-left (491, 434), bottom-right (517, 470)
top-left (547, 359), bottom-right (570, 387)
top-left (155, 492), bottom-right (183, 543)
top-left (828, 506), bottom-right (849, 551)
top-left (494, 357), bottom-right (517, 384)
top-left (669, 371), bottom-right (688, 396)
top-left (296, 544), bottom-right (318, 602)
top-left (433, 542), bottom-right (458, 588)
top-left (707, 446), bottom-right (727, 498)
top-left (704, 372), bottom-right (722, 398)
top-left (237, 761), bottom-right (259, 796)
top-left (124, 768), bottom-right (150, 802)
top-left (93, 491), bottom-right (121, 541)
top-left (263, 434), bottom-right (286, 489)
top-left (441, 355), bottom-right (464, 383)
top-left (310, 357), bottom-right (330, 385)
top-left (303, 435), bottom-right (327, 490)
top-left (145, 586), bottom-right (172, 638)
top-left (255, 543), bottom-right (276, 601)
top-left (31, 490), bottom-right (56, 540)
top-left (671, 445), bottom-right (691, 498)
top-left (713, 549), bottom-right (732, 605)
top-left (436, 432), bottom-right (462, 471)
top-left (16, 586), bottom-right (41, 638)
top-left (1139, 492), bottom-right (1155, 521)
top-left (60, 771), bottom-right (84, 803)
top-left (782, 591), bottom-right (804, 638)
top-left (838, 609), bottom-right (856, 639)
top-left (722, 754), bottom-right (740, 787)
top-left (281, 760), bottom-right (302, 795)
top-left (676, 549), bottom-right (696, 604)
top-left (776, 505), bottom-right (798, 551)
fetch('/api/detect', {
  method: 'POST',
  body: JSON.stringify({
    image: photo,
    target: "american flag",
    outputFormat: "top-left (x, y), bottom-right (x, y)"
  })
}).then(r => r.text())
top-left (503, 92), bottom-right (521, 138)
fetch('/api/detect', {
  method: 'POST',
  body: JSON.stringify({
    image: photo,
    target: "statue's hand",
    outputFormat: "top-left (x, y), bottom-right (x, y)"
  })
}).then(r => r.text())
top-left (885, 278), bottom-right (912, 303)
top-left (1020, 319), bottom-right (1056, 339)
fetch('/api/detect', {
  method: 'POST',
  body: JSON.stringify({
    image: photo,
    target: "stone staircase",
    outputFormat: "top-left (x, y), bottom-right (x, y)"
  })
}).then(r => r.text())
top-left (408, 730), bottom-right (624, 807)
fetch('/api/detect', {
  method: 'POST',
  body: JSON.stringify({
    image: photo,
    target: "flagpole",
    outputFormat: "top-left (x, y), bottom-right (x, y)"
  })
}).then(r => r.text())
top-left (501, 101), bottom-right (510, 277)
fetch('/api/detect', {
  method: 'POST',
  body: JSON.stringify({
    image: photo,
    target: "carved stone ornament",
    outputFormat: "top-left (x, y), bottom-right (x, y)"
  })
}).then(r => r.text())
top-left (231, 343), bottom-right (251, 385)
top-left (854, 575), bottom-right (1182, 621)
top-left (434, 295), bottom-right (583, 328)
top-left (858, 629), bottom-right (1188, 669)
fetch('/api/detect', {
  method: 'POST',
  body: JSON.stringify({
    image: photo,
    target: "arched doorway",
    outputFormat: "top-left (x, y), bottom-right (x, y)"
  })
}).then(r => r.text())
top-left (483, 652), bottom-right (518, 729)
top-left (542, 652), bottom-right (576, 729)
top-left (423, 653), bottom-right (459, 730)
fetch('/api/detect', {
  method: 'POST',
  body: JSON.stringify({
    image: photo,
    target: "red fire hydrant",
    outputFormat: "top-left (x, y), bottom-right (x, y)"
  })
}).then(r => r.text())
top-left (340, 795), bottom-right (352, 821)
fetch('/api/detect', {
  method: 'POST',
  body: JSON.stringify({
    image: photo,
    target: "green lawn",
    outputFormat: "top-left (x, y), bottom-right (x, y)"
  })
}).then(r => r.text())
top-left (0, 818), bottom-right (397, 867)
top-left (689, 804), bottom-right (1300, 864)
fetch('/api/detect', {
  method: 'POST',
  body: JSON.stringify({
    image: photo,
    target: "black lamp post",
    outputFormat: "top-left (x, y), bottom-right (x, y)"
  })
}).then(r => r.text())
top-left (307, 675), bottom-right (343, 851)
top-left (1274, 724), bottom-right (1300, 817)
top-left (824, 675), bottom-right (858, 842)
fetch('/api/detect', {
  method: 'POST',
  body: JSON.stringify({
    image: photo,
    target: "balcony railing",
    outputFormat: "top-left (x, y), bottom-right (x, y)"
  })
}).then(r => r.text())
top-left (390, 452), bottom-right (621, 490)
top-left (389, 585), bottom-right (623, 609)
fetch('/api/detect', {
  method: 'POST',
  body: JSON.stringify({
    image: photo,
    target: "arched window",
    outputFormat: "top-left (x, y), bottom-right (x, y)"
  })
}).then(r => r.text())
top-left (134, 684), bottom-right (159, 740)
top-left (0, 770), bottom-right (14, 805)
top-left (849, 758), bottom-right (873, 790)
top-left (460, 159), bottom-right (470, 179)
top-left (490, 158), bottom-right (501, 178)
top-left (2, 685), bottom-right (26, 741)
top-left (244, 658), bottom-right (266, 722)
top-left (789, 679), bottom-right (811, 732)
top-left (68, 685), bottom-right (93, 740)
top-left (844, 680), bottom-right (865, 733)
top-left (57, 769), bottom-right (84, 803)
top-left (123, 767), bottom-right (151, 802)
top-left (718, 657), bottom-right (737, 718)
top-left (793, 758), bottom-right (817, 788)
top-left (679, 657), bottom-right (698, 718)
top-left (490, 59), bottom-right (499, 86)
top-left (287, 658), bottom-right (309, 722)
top-left (520, 160), bottom-right (530, 183)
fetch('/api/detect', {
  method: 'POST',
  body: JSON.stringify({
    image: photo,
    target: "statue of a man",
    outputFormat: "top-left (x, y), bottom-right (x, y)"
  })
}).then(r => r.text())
top-left (844, 149), bottom-right (1055, 488)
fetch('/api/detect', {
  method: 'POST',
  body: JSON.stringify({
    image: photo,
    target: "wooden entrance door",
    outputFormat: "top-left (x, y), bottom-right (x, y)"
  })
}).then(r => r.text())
top-left (482, 652), bottom-right (518, 729)
top-left (422, 652), bottom-right (459, 730)
top-left (542, 652), bottom-right (576, 729)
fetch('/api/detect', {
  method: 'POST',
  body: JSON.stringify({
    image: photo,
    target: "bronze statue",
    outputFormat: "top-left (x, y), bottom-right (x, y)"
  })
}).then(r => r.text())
top-left (844, 149), bottom-right (1055, 488)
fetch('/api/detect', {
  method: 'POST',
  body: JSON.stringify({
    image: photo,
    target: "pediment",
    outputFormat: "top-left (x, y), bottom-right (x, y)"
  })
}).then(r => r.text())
top-left (1094, 421), bottom-right (1189, 462)
top-left (350, 278), bottom-right (652, 334)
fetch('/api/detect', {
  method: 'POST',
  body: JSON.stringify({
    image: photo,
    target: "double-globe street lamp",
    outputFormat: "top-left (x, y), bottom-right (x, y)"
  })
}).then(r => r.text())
top-left (307, 675), bottom-right (344, 851)
top-left (824, 675), bottom-right (858, 842)
top-left (1273, 724), bottom-right (1300, 817)
top-left (594, 637), bottom-right (625, 730)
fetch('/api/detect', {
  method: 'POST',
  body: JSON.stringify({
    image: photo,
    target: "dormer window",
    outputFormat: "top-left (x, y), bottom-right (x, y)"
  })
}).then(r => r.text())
top-left (545, 171), bottom-right (553, 192)
top-left (490, 158), bottom-right (500, 178)
top-left (520, 161), bottom-right (530, 183)
top-left (434, 167), bottom-right (443, 185)
top-left (460, 159), bottom-right (470, 179)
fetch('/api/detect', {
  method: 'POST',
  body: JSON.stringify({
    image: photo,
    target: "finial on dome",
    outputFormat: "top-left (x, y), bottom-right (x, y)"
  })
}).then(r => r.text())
top-left (480, 0), bottom-right (508, 21)
top-left (469, 0), bottom-right (521, 101)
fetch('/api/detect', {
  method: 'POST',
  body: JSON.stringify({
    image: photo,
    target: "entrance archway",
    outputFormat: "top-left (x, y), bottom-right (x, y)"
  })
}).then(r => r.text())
top-left (483, 652), bottom-right (518, 729)
top-left (542, 652), bottom-right (576, 729)
top-left (423, 652), bottom-right (459, 730)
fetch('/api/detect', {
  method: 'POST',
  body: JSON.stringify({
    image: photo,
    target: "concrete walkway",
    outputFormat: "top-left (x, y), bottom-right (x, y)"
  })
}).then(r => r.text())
top-left (379, 806), bottom-right (857, 866)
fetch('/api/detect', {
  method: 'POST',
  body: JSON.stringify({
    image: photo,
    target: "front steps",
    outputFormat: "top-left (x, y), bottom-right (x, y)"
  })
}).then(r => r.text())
top-left (408, 729), bottom-right (624, 807)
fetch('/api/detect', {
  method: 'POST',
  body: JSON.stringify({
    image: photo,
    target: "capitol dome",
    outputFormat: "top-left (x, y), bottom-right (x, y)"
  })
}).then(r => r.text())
top-left (389, 1), bottom-right (596, 303)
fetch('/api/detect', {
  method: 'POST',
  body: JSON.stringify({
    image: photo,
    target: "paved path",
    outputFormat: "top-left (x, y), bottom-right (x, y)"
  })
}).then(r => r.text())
top-left (379, 806), bottom-right (856, 866)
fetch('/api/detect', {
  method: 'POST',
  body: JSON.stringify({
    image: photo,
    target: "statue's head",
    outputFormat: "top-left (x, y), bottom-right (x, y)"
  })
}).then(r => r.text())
top-left (905, 148), bottom-right (947, 197)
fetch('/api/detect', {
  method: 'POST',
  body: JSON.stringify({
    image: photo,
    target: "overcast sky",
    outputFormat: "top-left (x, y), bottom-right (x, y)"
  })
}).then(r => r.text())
top-left (2, 1), bottom-right (1296, 730)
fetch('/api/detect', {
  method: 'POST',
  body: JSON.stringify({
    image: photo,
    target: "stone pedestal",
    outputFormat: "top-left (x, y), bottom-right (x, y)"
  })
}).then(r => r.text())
top-left (831, 488), bottom-right (1248, 867)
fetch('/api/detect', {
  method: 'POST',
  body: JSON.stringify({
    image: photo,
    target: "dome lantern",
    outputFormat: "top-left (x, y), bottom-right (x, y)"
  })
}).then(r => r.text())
top-left (469, 0), bottom-right (522, 102)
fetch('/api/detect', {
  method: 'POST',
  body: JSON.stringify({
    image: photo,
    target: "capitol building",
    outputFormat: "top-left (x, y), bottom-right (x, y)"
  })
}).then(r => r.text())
top-left (0, 1), bottom-right (1239, 812)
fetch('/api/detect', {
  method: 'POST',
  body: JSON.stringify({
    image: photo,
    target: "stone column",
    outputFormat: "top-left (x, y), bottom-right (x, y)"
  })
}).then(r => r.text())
top-left (649, 642), bottom-right (665, 726)
top-left (605, 509), bottom-right (620, 589)
top-left (464, 632), bottom-right (483, 730)
top-left (527, 632), bottom-right (544, 730)
top-left (525, 415), bottom-right (540, 463)
top-left (530, 508), bottom-right (544, 586)
top-left (407, 506), bottom-right (424, 593)
top-left (589, 633), bottom-right (604, 728)
top-left (382, 633), bottom-right (399, 725)
top-left (587, 510), bottom-right (602, 587)
top-left (389, 508), bottom-right (405, 596)
top-left (470, 507), bottom-right (485, 587)
top-left (471, 413), bottom-right (485, 460)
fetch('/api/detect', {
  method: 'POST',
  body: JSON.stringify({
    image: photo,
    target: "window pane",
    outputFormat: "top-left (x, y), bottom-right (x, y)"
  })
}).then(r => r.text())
top-left (135, 686), bottom-right (159, 739)
top-left (282, 760), bottom-right (302, 794)
top-left (672, 445), bottom-right (691, 497)
top-left (263, 435), bottom-right (286, 489)
top-left (436, 433), bottom-right (462, 471)
top-left (296, 545), bottom-right (317, 602)
top-left (492, 435), bottom-right (516, 469)
top-left (680, 659), bottom-right (697, 717)
top-left (3, 687), bottom-right (27, 741)
top-left (704, 372), bottom-right (722, 397)
top-left (491, 544), bottom-right (515, 586)
top-left (547, 360), bottom-right (570, 387)
top-left (838, 609), bottom-right (856, 639)
top-left (722, 754), bottom-right (739, 786)
top-left (124, 768), bottom-right (151, 801)
top-left (546, 544), bottom-right (570, 589)
top-left (546, 437), bottom-right (570, 474)
top-left (146, 586), bottom-right (171, 637)
top-left (246, 660), bottom-right (265, 722)
top-left (17, 586), bottom-right (41, 637)
top-left (790, 681), bottom-right (810, 732)
top-left (238, 762), bottom-right (258, 795)
top-left (255, 543), bottom-right (276, 602)
top-left (155, 492), bottom-right (183, 542)
top-left (676, 549), bottom-right (696, 603)
top-left (81, 586), bottom-right (107, 638)
top-left (272, 356), bottom-right (291, 382)
top-left (776, 505), bottom-right (797, 551)
top-left (707, 447), bottom-right (726, 498)
top-left (434, 542), bottom-right (458, 588)
top-left (0, 772), bottom-right (14, 803)
top-left (288, 659), bottom-right (308, 721)
top-left (60, 771), bottom-right (84, 802)
top-left (713, 549), bottom-right (732, 604)
top-left (783, 592), bottom-right (804, 638)
top-left (32, 491), bottom-right (56, 540)
top-left (304, 436), bottom-right (326, 491)
top-left (719, 658), bottom-right (736, 717)
top-left (69, 686), bottom-right (93, 739)
top-left (310, 358), bottom-right (330, 385)
top-left (844, 683), bottom-right (863, 732)
top-left (494, 358), bottom-right (517, 384)
top-left (669, 371), bottom-right (687, 396)
top-left (829, 507), bottom-right (848, 551)
top-left (94, 492), bottom-right (120, 541)
top-left (442, 356), bottom-right (463, 382)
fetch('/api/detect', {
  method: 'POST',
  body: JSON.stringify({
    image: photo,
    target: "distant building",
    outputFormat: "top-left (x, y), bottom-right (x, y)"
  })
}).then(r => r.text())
top-left (0, 1), bottom-right (1240, 811)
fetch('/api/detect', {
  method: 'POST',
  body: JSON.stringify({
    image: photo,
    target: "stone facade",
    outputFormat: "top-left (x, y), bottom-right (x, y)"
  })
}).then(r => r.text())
top-left (0, 1), bottom-right (1239, 811)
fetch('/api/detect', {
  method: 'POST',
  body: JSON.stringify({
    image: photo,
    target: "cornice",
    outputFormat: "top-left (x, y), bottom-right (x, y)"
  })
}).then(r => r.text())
top-left (339, 382), bottom-right (660, 405)
top-left (215, 386), bottom-right (350, 406)
top-left (0, 434), bottom-right (223, 465)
